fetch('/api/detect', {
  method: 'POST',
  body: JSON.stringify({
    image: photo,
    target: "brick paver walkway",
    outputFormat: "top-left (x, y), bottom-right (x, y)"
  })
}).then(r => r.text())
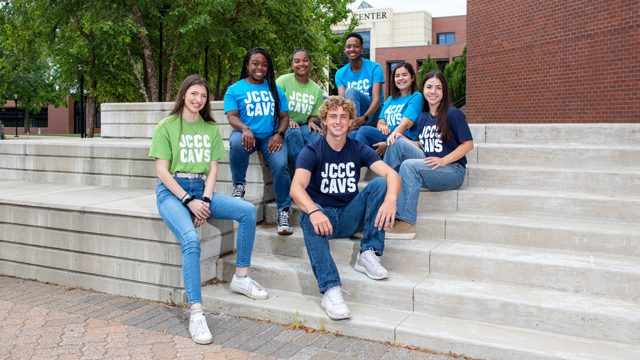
top-left (0, 276), bottom-right (463, 360)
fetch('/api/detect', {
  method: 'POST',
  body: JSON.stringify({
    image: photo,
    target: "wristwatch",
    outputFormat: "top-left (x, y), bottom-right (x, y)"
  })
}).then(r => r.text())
top-left (364, 114), bottom-right (369, 121)
top-left (275, 130), bottom-right (285, 137)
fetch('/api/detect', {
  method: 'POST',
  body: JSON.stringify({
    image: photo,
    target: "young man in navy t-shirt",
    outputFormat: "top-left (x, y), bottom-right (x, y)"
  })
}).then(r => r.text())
top-left (290, 96), bottom-right (401, 320)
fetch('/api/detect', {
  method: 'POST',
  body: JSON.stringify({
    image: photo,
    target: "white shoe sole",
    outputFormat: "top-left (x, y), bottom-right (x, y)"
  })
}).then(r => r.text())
top-left (384, 232), bottom-right (416, 240)
top-left (191, 335), bottom-right (213, 345)
top-left (321, 302), bottom-right (351, 320)
top-left (354, 263), bottom-right (389, 280)
top-left (230, 282), bottom-right (269, 300)
top-left (277, 226), bottom-right (293, 235)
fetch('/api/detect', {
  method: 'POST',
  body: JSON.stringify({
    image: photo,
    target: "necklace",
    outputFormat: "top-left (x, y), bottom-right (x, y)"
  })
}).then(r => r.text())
top-left (183, 118), bottom-right (198, 135)
top-left (429, 112), bottom-right (436, 120)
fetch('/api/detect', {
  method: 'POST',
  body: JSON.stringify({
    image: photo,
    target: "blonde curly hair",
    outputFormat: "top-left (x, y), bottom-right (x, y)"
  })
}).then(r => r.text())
top-left (318, 96), bottom-right (357, 135)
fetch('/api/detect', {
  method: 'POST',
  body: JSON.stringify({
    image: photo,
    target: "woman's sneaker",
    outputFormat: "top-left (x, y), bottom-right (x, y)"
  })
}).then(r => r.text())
top-left (189, 314), bottom-right (213, 344)
top-left (321, 286), bottom-right (351, 320)
top-left (231, 182), bottom-right (245, 200)
top-left (384, 220), bottom-right (416, 239)
top-left (355, 248), bottom-right (389, 280)
top-left (230, 275), bottom-right (269, 300)
top-left (277, 207), bottom-right (293, 235)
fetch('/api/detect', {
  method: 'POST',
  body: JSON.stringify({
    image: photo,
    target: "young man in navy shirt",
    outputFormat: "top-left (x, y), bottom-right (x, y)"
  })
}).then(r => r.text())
top-left (335, 32), bottom-right (385, 130)
top-left (290, 96), bottom-right (401, 320)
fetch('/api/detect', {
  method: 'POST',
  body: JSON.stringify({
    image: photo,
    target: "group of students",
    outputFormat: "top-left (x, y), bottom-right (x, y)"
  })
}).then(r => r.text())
top-left (148, 32), bottom-right (474, 345)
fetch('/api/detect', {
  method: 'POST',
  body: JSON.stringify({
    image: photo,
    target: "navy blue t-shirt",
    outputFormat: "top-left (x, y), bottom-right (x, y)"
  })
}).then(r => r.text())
top-left (417, 105), bottom-right (473, 168)
top-left (297, 137), bottom-right (380, 207)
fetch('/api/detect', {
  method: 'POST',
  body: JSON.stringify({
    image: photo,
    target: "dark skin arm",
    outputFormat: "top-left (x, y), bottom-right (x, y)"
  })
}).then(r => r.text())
top-left (226, 110), bottom-right (290, 153)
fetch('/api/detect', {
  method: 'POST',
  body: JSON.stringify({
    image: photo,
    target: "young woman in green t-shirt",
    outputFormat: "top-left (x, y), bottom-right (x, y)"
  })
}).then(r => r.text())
top-left (149, 75), bottom-right (267, 345)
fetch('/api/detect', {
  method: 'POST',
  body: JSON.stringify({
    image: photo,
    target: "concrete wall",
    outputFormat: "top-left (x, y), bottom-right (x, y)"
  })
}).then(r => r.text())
top-left (466, 0), bottom-right (640, 123)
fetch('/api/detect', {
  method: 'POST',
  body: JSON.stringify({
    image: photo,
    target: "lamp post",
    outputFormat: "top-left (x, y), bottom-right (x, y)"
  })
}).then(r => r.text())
top-left (81, 90), bottom-right (87, 138)
top-left (13, 94), bottom-right (18, 137)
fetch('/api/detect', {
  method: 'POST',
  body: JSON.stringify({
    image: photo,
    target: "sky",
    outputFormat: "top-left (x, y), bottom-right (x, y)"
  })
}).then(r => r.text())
top-left (349, 0), bottom-right (467, 17)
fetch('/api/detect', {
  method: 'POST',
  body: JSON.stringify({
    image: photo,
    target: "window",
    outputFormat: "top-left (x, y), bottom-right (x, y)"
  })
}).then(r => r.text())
top-left (0, 107), bottom-right (48, 128)
top-left (437, 33), bottom-right (455, 45)
top-left (387, 61), bottom-right (403, 96)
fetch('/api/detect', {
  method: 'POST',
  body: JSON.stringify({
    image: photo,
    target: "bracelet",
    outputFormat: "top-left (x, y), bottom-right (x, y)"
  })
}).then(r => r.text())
top-left (180, 193), bottom-right (189, 201)
top-left (447, 155), bottom-right (453, 164)
top-left (308, 208), bottom-right (321, 216)
top-left (182, 194), bottom-right (196, 207)
top-left (242, 126), bottom-right (250, 133)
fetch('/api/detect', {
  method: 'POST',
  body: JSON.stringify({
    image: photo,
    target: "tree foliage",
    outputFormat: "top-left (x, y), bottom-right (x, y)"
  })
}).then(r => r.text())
top-left (1, 0), bottom-right (356, 136)
top-left (444, 45), bottom-right (466, 105)
top-left (418, 54), bottom-right (439, 84)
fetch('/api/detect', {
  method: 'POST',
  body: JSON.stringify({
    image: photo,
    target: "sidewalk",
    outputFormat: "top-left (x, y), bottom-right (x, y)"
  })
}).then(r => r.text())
top-left (0, 276), bottom-right (463, 360)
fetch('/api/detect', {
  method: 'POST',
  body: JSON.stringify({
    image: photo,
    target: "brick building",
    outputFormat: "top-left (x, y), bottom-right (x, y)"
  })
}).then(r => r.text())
top-left (466, 0), bottom-right (640, 123)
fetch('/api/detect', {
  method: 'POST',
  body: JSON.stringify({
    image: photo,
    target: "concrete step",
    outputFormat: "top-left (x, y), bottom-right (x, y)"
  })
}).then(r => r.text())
top-left (480, 123), bottom-right (640, 145)
top-left (414, 274), bottom-right (640, 345)
top-left (0, 179), bottom-right (264, 302)
top-left (474, 143), bottom-right (640, 168)
top-left (445, 213), bottom-right (640, 257)
top-left (264, 202), bottom-right (452, 238)
top-left (467, 164), bottom-right (640, 194)
top-left (455, 187), bottom-right (640, 224)
top-left (252, 226), bottom-right (441, 273)
top-left (217, 252), bottom-right (427, 311)
top-left (431, 240), bottom-right (640, 300)
top-left (396, 312), bottom-right (640, 360)
top-left (201, 285), bottom-right (410, 343)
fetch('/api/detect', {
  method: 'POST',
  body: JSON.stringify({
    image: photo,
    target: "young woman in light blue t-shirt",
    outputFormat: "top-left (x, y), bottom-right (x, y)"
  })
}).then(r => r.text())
top-left (224, 48), bottom-right (294, 235)
top-left (354, 62), bottom-right (422, 157)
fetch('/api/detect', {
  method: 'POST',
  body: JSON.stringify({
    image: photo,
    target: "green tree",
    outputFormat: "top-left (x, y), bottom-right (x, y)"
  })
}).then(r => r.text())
top-left (444, 45), bottom-right (466, 105)
top-left (418, 54), bottom-right (439, 84)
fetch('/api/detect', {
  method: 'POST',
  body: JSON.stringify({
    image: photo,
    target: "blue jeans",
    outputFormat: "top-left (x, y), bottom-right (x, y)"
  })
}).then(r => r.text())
top-left (344, 87), bottom-right (382, 127)
top-left (299, 177), bottom-right (387, 293)
top-left (156, 178), bottom-right (257, 306)
top-left (284, 125), bottom-right (323, 170)
top-left (353, 126), bottom-right (388, 152)
top-left (383, 138), bottom-right (465, 225)
top-left (229, 130), bottom-right (291, 212)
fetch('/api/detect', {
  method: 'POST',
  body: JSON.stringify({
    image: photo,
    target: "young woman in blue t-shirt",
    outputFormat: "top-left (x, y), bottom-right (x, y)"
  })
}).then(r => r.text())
top-left (224, 48), bottom-right (294, 235)
top-left (383, 71), bottom-right (474, 239)
top-left (353, 62), bottom-right (422, 157)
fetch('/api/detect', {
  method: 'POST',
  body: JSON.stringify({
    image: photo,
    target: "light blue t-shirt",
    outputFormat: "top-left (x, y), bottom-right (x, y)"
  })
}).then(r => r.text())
top-left (380, 91), bottom-right (423, 140)
top-left (224, 79), bottom-right (290, 139)
top-left (335, 59), bottom-right (385, 105)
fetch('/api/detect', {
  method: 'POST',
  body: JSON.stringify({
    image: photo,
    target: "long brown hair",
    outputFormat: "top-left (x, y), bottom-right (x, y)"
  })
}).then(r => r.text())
top-left (390, 62), bottom-right (417, 98)
top-left (421, 71), bottom-right (451, 142)
top-left (169, 74), bottom-right (215, 123)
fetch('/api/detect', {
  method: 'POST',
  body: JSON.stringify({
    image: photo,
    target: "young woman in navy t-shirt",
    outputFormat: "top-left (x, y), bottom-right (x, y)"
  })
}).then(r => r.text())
top-left (383, 71), bottom-right (474, 239)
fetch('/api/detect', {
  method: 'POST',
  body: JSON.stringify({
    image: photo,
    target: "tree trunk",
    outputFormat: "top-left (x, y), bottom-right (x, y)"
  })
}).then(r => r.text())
top-left (129, 0), bottom-right (159, 102)
top-left (23, 108), bottom-right (30, 133)
top-left (86, 78), bottom-right (98, 138)
top-left (124, 41), bottom-right (149, 101)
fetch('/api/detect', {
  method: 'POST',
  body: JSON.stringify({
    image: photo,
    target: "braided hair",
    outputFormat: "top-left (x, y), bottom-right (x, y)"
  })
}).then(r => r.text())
top-left (240, 48), bottom-right (280, 131)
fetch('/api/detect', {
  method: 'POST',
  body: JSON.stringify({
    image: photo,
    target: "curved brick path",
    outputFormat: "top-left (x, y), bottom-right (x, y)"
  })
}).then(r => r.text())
top-left (0, 276), bottom-right (463, 360)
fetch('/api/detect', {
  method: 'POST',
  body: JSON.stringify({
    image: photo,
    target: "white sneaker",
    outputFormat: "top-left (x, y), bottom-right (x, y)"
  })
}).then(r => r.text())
top-left (230, 275), bottom-right (268, 300)
top-left (321, 286), bottom-right (351, 320)
top-left (354, 248), bottom-right (389, 280)
top-left (189, 314), bottom-right (213, 345)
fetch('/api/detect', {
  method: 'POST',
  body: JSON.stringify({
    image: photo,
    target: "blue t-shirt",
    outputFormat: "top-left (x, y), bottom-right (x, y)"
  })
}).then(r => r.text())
top-left (297, 137), bottom-right (380, 208)
top-left (380, 91), bottom-right (423, 140)
top-left (335, 59), bottom-right (385, 105)
top-left (417, 106), bottom-right (473, 168)
top-left (223, 79), bottom-right (290, 139)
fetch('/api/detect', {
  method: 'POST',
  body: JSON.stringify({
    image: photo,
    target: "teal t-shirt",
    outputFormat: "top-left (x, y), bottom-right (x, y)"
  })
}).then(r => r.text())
top-left (380, 91), bottom-right (423, 140)
top-left (276, 73), bottom-right (324, 125)
top-left (149, 114), bottom-right (227, 174)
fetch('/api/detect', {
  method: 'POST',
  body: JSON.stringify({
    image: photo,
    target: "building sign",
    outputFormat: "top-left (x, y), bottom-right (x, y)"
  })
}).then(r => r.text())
top-left (356, 12), bottom-right (388, 21)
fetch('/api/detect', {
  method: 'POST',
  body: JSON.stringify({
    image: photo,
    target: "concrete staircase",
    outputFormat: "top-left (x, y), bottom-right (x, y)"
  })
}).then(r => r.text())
top-left (1, 111), bottom-right (639, 359)
top-left (202, 124), bottom-right (640, 359)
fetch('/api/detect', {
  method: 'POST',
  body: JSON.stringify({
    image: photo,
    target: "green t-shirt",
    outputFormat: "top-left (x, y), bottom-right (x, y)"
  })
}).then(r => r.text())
top-left (149, 114), bottom-right (227, 174)
top-left (276, 73), bottom-right (324, 125)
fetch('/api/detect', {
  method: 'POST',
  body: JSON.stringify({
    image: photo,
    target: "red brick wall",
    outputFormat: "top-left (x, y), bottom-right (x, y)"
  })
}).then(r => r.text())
top-left (375, 42), bottom-right (466, 100)
top-left (466, 0), bottom-right (640, 123)
top-left (432, 16), bottom-right (467, 44)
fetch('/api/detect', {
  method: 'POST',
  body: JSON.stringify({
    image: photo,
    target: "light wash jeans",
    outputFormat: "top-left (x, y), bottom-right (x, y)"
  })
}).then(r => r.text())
top-left (383, 138), bottom-right (465, 225)
top-left (156, 177), bottom-right (257, 306)
top-left (299, 177), bottom-right (387, 293)
top-left (344, 87), bottom-right (382, 127)
top-left (229, 130), bottom-right (291, 212)
top-left (284, 124), bottom-right (323, 170)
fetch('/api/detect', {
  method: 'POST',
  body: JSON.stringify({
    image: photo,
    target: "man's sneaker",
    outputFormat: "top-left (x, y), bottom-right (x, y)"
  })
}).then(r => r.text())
top-left (189, 314), bottom-right (213, 344)
top-left (321, 286), bottom-right (351, 320)
top-left (384, 220), bottom-right (416, 240)
top-left (355, 248), bottom-right (389, 280)
top-left (277, 206), bottom-right (293, 235)
top-left (231, 182), bottom-right (245, 200)
top-left (230, 275), bottom-right (268, 300)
